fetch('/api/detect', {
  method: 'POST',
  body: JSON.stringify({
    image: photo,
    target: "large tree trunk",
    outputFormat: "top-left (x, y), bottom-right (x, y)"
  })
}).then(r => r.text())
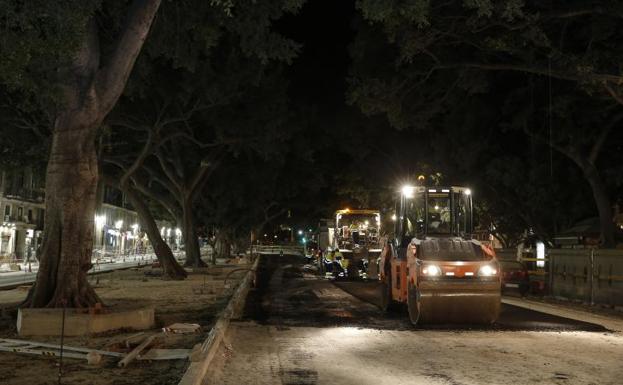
top-left (561, 148), bottom-right (616, 248)
top-left (216, 232), bottom-right (232, 259)
top-left (582, 163), bottom-right (615, 247)
top-left (124, 185), bottom-right (187, 279)
top-left (25, 0), bottom-right (162, 308)
top-left (182, 196), bottom-right (205, 267)
top-left (27, 114), bottom-right (101, 308)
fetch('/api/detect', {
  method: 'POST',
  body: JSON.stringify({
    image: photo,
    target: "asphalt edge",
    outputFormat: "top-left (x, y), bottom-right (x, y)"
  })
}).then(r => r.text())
top-left (502, 296), bottom-right (623, 332)
top-left (178, 256), bottom-right (260, 385)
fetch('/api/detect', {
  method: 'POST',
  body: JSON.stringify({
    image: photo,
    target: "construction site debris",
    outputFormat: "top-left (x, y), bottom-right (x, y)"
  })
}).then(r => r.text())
top-left (118, 334), bottom-right (158, 368)
top-left (138, 349), bottom-right (190, 360)
top-left (86, 351), bottom-right (102, 365)
top-left (163, 323), bottom-right (201, 334)
top-left (0, 338), bottom-right (124, 361)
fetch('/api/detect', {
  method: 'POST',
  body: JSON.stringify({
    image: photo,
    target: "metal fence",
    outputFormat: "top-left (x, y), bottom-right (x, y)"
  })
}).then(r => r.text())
top-left (251, 245), bottom-right (305, 256)
top-left (496, 248), bottom-right (623, 307)
top-left (550, 249), bottom-right (623, 307)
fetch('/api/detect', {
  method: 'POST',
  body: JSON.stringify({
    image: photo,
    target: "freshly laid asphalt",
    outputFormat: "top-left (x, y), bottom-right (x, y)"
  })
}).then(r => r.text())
top-left (205, 254), bottom-right (622, 385)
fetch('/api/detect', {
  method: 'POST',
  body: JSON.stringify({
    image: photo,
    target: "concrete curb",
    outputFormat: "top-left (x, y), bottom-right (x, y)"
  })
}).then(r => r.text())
top-left (502, 296), bottom-right (623, 332)
top-left (178, 257), bottom-right (260, 385)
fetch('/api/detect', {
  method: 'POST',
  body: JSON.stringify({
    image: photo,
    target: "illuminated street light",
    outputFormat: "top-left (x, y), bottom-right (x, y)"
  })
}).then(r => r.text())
top-left (391, 214), bottom-right (397, 221)
top-left (297, 229), bottom-right (303, 235)
top-left (464, 188), bottom-right (472, 195)
top-left (95, 215), bottom-right (106, 227)
top-left (401, 185), bottom-right (415, 198)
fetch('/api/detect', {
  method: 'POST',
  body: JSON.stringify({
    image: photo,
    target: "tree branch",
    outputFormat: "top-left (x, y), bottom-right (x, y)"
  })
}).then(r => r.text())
top-left (155, 147), bottom-right (183, 191)
top-left (436, 62), bottom-right (623, 84)
top-left (96, 0), bottom-right (162, 116)
top-left (588, 112), bottom-right (623, 164)
top-left (131, 173), bottom-right (181, 220)
top-left (604, 82), bottom-right (623, 106)
top-left (142, 163), bottom-right (180, 198)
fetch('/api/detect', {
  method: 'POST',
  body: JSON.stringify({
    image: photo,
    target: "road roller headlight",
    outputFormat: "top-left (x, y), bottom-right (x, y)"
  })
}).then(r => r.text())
top-left (478, 264), bottom-right (498, 277)
top-left (422, 265), bottom-right (442, 277)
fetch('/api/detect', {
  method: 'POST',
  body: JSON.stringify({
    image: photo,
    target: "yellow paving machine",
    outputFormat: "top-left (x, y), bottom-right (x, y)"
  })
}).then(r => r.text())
top-left (329, 209), bottom-right (382, 278)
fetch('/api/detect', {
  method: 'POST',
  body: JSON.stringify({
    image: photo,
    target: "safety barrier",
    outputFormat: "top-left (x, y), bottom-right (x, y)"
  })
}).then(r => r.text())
top-left (550, 249), bottom-right (623, 307)
top-left (496, 248), bottom-right (623, 307)
top-left (250, 245), bottom-right (305, 256)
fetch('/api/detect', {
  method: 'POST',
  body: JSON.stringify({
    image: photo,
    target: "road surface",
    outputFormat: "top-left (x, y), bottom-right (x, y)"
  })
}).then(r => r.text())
top-left (206, 255), bottom-right (623, 385)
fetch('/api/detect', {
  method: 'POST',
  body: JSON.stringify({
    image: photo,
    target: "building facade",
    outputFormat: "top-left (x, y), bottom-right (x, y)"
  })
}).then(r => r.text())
top-left (1, 167), bottom-right (179, 261)
top-left (0, 168), bottom-right (45, 260)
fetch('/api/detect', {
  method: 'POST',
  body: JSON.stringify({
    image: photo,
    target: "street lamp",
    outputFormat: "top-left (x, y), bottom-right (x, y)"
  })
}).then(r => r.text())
top-left (401, 185), bottom-right (415, 198)
top-left (95, 215), bottom-right (106, 227)
top-left (297, 229), bottom-right (303, 235)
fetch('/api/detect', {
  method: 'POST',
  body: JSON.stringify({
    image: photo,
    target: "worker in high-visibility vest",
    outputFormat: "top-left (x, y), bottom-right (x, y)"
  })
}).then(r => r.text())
top-left (332, 248), bottom-right (350, 277)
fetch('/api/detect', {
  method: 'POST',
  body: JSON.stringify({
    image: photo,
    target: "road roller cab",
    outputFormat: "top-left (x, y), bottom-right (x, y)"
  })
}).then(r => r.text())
top-left (379, 185), bottom-right (501, 326)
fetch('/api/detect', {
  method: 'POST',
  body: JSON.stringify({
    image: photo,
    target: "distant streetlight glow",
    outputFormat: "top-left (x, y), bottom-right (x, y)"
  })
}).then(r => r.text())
top-left (391, 214), bottom-right (397, 221)
top-left (401, 185), bottom-right (415, 198)
top-left (464, 188), bottom-right (472, 196)
top-left (95, 215), bottom-right (106, 227)
top-left (297, 229), bottom-right (303, 235)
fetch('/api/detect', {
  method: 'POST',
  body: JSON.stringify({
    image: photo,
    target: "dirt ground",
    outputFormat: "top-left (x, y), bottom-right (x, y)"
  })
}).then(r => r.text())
top-left (0, 264), bottom-right (249, 385)
top-left (209, 322), bottom-right (623, 385)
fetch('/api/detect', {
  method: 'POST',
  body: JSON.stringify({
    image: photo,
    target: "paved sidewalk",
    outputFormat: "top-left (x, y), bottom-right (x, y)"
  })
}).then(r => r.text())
top-left (502, 296), bottom-right (623, 332)
top-left (0, 254), bottom-right (164, 289)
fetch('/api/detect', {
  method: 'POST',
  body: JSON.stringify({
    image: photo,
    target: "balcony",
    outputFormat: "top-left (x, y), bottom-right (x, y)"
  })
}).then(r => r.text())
top-left (2, 214), bottom-right (41, 227)
top-left (2, 186), bottom-right (45, 203)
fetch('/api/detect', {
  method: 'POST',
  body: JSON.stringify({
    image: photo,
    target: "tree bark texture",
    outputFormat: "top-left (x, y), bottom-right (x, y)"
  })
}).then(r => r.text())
top-left (124, 185), bottom-right (187, 279)
top-left (215, 232), bottom-right (232, 259)
top-left (27, 0), bottom-right (162, 308)
top-left (182, 196), bottom-right (205, 267)
top-left (27, 113), bottom-right (101, 307)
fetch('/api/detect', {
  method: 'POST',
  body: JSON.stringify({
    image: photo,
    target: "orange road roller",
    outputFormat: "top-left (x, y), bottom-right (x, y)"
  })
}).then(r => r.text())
top-left (379, 185), bottom-right (501, 325)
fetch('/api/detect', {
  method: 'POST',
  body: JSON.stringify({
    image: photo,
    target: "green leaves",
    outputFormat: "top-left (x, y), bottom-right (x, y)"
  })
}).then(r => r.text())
top-left (0, 0), bottom-right (99, 104)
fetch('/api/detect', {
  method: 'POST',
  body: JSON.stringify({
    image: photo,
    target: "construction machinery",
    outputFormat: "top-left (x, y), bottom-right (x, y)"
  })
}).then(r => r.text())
top-left (379, 185), bottom-right (501, 325)
top-left (329, 209), bottom-right (382, 278)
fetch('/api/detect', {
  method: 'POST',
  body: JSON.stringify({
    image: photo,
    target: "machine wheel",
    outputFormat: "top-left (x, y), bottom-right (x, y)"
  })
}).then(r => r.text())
top-left (407, 281), bottom-right (421, 326)
top-left (379, 271), bottom-right (398, 312)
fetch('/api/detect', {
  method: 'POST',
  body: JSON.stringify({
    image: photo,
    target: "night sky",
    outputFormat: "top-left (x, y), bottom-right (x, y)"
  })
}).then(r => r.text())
top-left (277, 0), bottom-right (355, 112)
